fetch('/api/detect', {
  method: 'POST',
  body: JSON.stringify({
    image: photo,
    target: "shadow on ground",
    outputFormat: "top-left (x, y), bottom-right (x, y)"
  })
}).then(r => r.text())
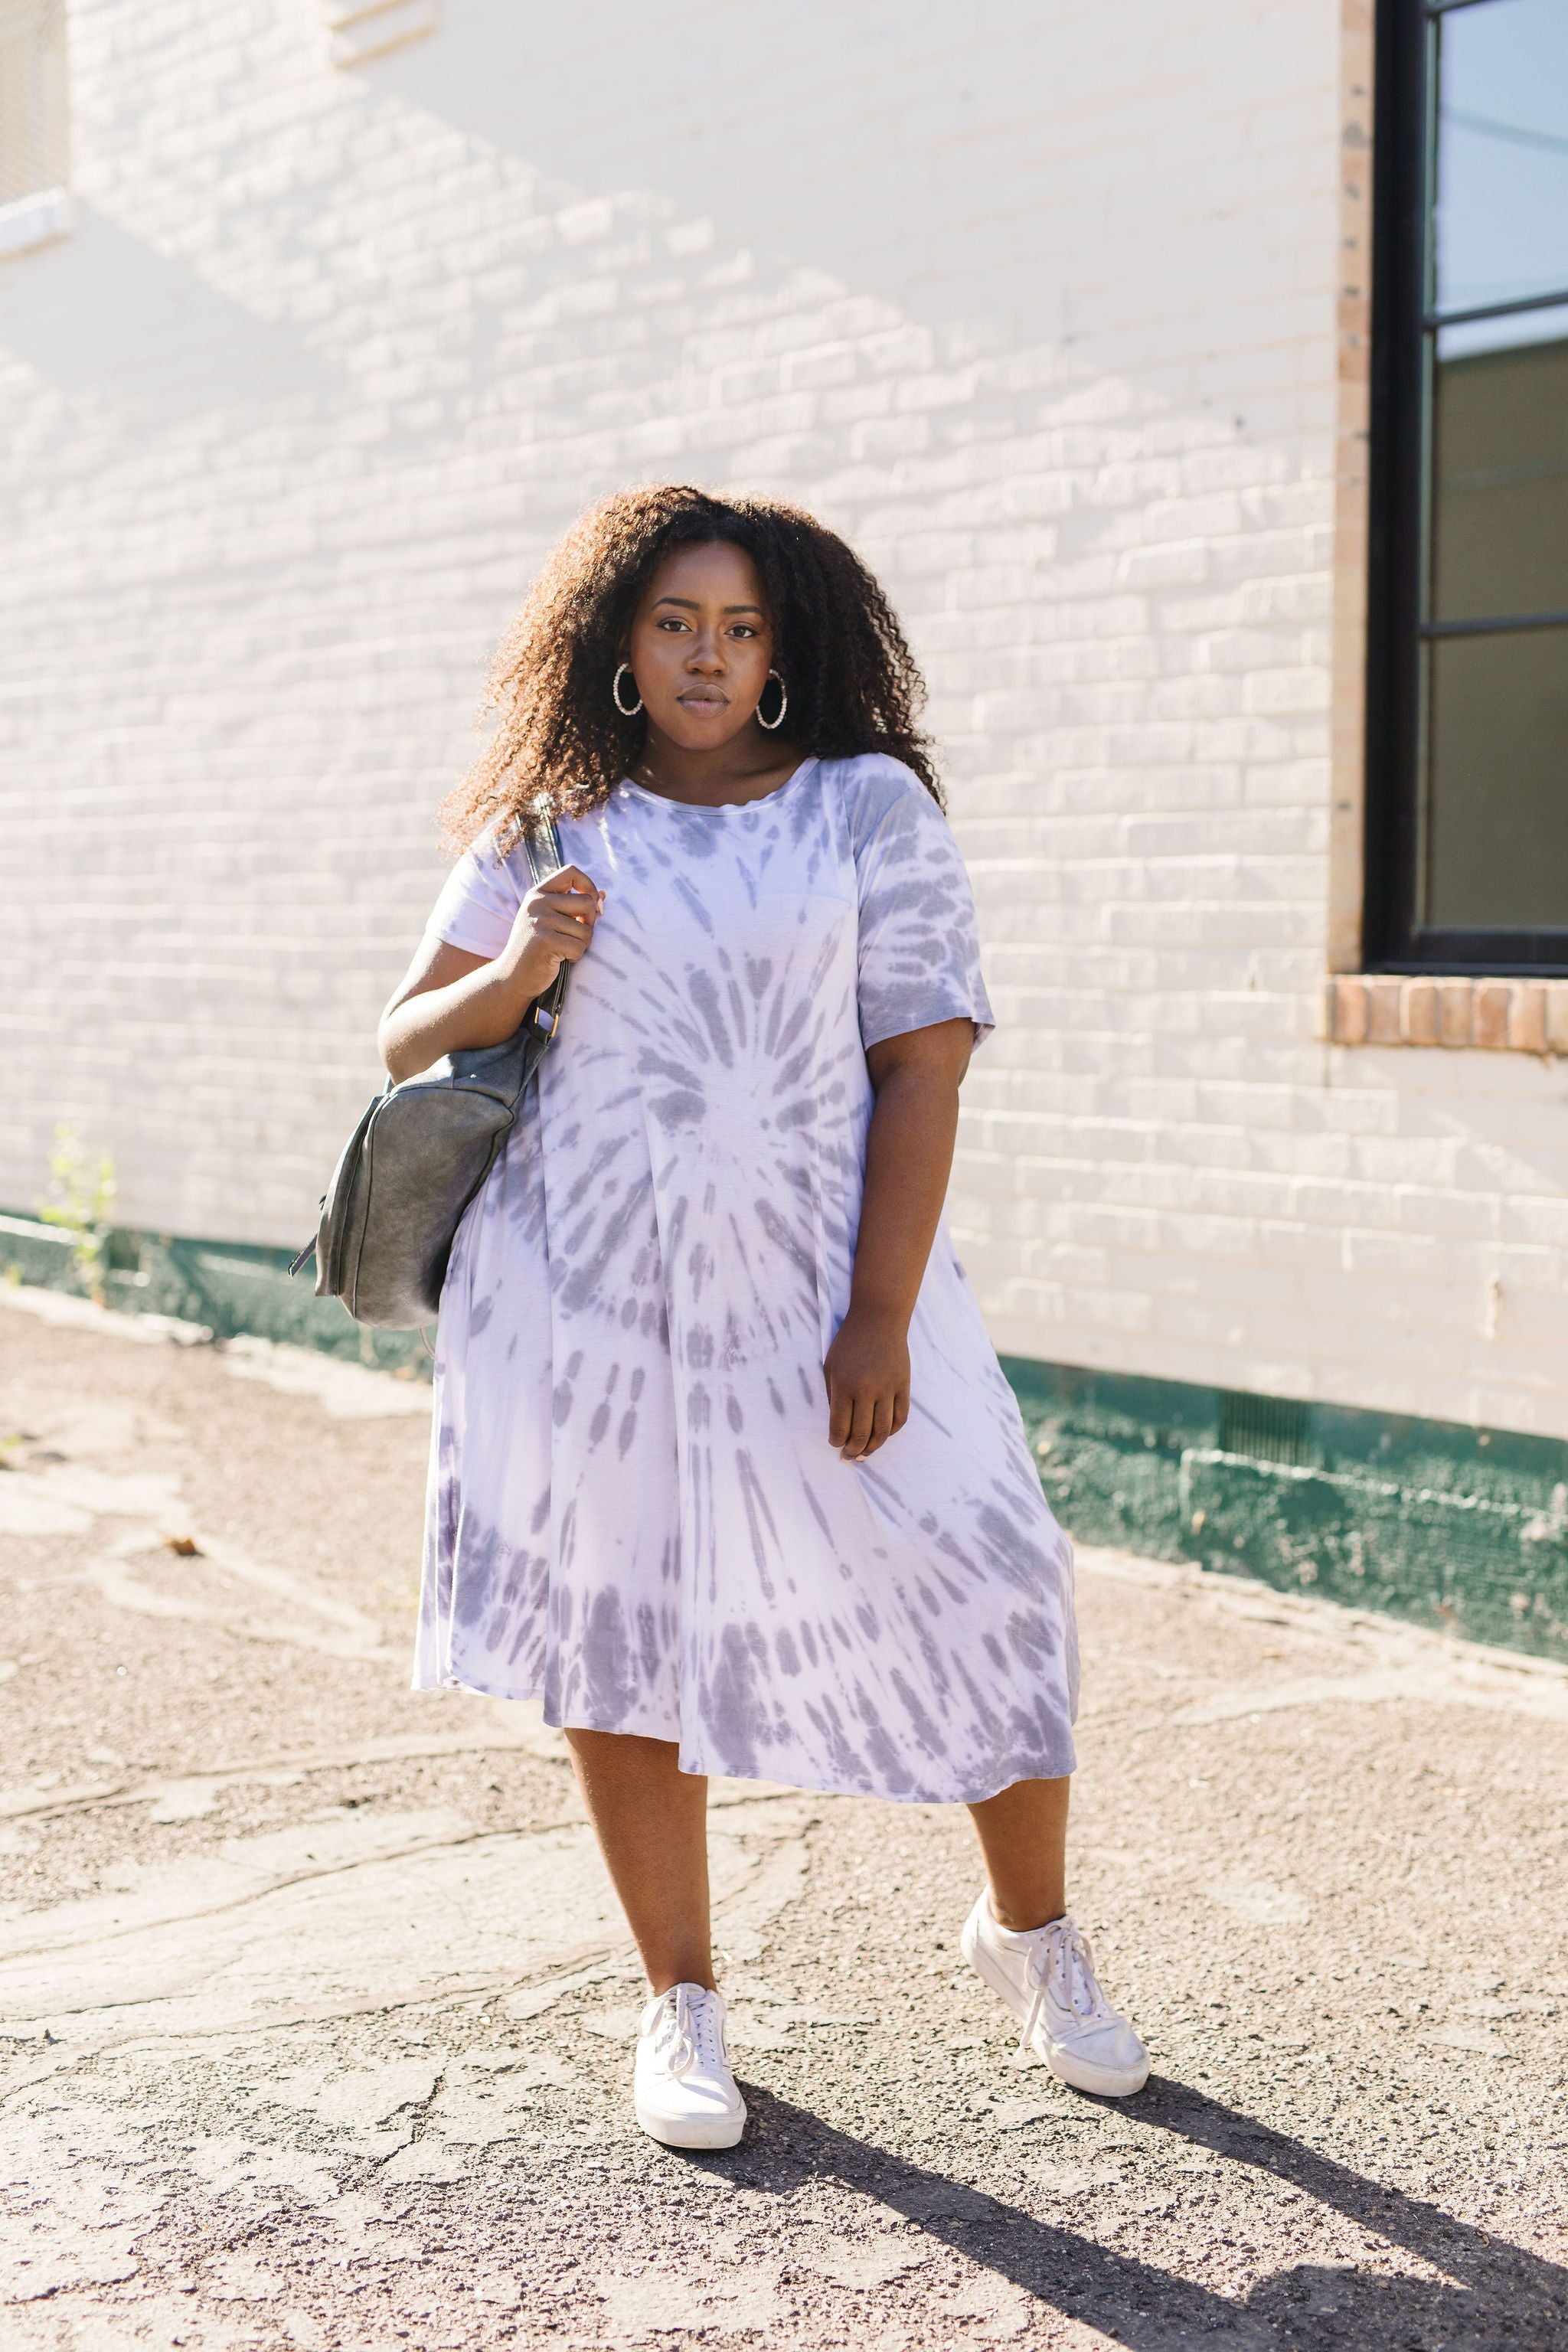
top-left (697, 2079), bottom-right (1568, 2350)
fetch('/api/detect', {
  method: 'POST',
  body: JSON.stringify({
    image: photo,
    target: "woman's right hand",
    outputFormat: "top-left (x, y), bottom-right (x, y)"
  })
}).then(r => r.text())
top-left (380, 864), bottom-right (603, 1084)
top-left (505, 864), bottom-right (605, 993)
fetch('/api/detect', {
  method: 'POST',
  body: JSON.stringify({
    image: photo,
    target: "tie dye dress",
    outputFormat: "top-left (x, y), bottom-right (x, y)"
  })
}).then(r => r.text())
top-left (413, 753), bottom-right (1078, 1805)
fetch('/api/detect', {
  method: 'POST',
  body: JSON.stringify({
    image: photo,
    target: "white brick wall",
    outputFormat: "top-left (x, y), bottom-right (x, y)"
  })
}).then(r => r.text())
top-left (2, 0), bottom-right (1565, 1436)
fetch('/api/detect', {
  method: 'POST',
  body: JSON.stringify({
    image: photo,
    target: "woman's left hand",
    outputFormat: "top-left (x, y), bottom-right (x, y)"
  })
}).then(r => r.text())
top-left (824, 1306), bottom-right (910, 1461)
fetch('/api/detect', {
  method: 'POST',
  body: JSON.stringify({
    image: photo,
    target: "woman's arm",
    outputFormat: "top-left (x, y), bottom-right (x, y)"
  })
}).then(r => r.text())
top-left (823, 1015), bottom-right (975, 1462)
top-left (377, 864), bottom-right (603, 1084)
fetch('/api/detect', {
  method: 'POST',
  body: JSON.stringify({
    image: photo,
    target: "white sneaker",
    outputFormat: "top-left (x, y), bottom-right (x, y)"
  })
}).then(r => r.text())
top-left (961, 1894), bottom-right (1150, 2098)
top-left (633, 1982), bottom-right (746, 2150)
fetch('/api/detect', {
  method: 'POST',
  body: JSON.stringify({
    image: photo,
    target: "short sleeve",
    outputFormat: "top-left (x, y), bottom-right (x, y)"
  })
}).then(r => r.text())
top-left (844, 759), bottom-right (996, 1052)
top-left (423, 829), bottom-right (524, 961)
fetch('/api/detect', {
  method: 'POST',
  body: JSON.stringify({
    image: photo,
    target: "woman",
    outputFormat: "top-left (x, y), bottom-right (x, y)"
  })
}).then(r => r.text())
top-left (379, 486), bottom-right (1148, 2150)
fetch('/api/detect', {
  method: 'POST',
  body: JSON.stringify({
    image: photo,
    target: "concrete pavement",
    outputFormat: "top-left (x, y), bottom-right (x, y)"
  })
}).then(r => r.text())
top-left (1, 1289), bottom-right (1565, 2350)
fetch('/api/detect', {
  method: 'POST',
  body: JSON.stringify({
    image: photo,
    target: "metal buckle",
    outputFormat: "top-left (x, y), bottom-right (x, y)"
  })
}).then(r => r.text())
top-left (533, 1004), bottom-right (558, 1038)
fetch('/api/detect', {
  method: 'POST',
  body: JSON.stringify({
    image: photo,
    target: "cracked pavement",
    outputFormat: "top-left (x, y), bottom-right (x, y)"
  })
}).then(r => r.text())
top-left (1, 1288), bottom-right (1566, 2350)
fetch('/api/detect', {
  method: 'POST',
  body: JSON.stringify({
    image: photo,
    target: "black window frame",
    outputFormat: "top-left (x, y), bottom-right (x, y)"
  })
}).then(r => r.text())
top-left (1364, 0), bottom-right (1568, 978)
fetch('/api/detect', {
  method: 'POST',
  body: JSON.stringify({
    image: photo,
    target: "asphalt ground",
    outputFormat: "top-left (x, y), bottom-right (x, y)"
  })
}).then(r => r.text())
top-left (1, 1288), bottom-right (1565, 2351)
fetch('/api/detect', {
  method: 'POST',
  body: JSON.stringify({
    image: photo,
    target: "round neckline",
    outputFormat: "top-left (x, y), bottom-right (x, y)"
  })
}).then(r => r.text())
top-left (619, 755), bottom-right (818, 815)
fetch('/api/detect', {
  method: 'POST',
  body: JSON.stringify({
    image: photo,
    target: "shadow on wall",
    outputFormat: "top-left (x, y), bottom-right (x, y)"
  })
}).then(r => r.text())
top-left (358, 0), bottom-right (1321, 393)
top-left (2, 1), bottom-right (1326, 481)
top-left (0, 204), bottom-right (330, 425)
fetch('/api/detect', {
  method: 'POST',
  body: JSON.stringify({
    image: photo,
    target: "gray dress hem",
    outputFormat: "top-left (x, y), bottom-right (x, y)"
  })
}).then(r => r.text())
top-left (410, 1663), bottom-right (1077, 1805)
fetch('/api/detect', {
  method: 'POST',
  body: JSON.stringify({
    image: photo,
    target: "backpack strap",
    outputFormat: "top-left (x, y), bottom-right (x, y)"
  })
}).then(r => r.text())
top-left (522, 815), bottom-right (570, 1045)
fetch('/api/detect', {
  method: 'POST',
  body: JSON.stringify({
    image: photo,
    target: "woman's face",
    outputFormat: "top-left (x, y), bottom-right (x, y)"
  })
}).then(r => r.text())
top-left (624, 541), bottom-right (776, 751)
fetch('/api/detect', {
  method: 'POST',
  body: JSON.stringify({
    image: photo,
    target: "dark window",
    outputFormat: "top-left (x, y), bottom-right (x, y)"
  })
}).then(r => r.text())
top-left (1367, 0), bottom-right (1568, 975)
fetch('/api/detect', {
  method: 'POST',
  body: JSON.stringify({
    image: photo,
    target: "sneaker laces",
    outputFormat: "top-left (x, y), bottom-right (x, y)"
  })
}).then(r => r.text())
top-left (646, 1984), bottom-right (701, 2080)
top-left (1018, 1919), bottom-right (1112, 2061)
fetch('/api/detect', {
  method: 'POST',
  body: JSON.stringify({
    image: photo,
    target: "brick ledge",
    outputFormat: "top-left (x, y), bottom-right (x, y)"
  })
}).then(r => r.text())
top-left (1325, 975), bottom-right (1568, 1054)
top-left (0, 187), bottom-right (71, 262)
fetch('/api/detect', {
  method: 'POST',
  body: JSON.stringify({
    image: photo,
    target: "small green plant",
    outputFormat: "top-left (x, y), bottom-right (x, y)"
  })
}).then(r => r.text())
top-left (35, 1126), bottom-right (117, 1302)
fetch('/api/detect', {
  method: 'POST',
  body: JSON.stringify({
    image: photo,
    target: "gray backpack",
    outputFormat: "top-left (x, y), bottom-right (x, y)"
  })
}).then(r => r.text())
top-left (291, 819), bottom-right (566, 1328)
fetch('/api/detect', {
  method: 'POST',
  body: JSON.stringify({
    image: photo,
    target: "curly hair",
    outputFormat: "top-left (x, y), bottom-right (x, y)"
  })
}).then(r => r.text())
top-left (439, 485), bottom-right (940, 849)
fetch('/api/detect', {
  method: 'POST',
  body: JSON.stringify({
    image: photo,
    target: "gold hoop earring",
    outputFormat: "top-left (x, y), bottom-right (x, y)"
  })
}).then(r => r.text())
top-left (612, 662), bottom-right (643, 718)
top-left (756, 670), bottom-right (787, 731)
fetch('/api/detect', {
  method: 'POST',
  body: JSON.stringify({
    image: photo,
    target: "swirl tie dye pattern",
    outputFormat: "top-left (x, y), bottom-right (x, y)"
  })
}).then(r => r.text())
top-left (413, 753), bottom-right (1078, 1804)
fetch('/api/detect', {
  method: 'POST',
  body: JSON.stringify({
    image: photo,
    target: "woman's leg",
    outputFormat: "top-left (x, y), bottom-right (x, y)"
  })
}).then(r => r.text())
top-left (564, 1729), bottom-right (714, 1992)
top-left (967, 1773), bottom-right (1070, 1929)
top-left (963, 1773), bottom-right (1148, 2096)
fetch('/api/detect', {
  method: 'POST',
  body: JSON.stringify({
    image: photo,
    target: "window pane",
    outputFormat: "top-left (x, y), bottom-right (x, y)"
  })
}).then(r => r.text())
top-left (1432, 0), bottom-right (1568, 318)
top-left (1423, 627), bottom-right (1568, 930)
top-left (0, 1), bottom-right (68, 204)
top-left (1431, 313), bottom-right (1568, 620)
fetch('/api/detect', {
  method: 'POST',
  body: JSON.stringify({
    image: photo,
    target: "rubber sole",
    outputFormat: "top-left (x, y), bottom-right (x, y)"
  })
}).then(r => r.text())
top-left (634, 2099), bottom-right (746, 2151)
top-left (960, 1912), bottom-right (1150, 2100)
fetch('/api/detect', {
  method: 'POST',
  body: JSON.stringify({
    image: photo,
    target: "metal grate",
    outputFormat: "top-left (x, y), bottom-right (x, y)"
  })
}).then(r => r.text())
top-left (1218, 1390), bottom-right (1315, 1469)
top-left (0, 0), bottom-right (67, 207)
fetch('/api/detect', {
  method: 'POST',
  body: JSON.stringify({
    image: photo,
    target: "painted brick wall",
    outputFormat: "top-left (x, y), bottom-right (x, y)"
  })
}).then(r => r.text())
top-left (2, 0), bottom-right (1564, 1438)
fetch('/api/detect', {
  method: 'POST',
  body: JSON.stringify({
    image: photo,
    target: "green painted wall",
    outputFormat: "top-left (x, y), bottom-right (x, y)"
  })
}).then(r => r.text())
top-left (0, 1213), bottom-right (428, 1376)
top-left (6, 1212), bottom-right (1566, 1664)
top-left (1004, 1357), bottom-right (1568, 1663)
